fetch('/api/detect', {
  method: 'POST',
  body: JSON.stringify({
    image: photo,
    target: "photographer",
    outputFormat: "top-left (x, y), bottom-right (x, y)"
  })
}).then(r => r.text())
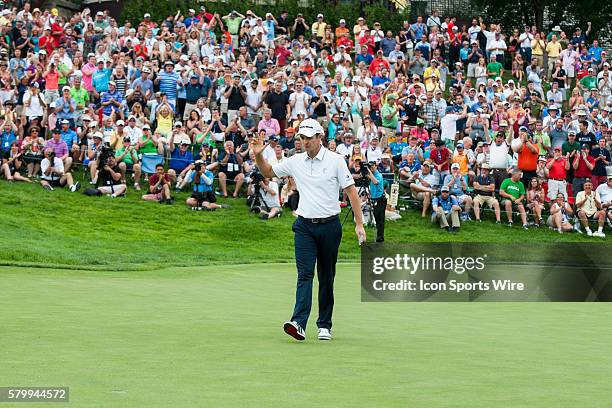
top-left (185, 161), bottom-right (230, 210)
top-left (142, 163), bottom-right (173, 205)
top-left (92, 154), bottom-right (126, 198)
top-left (218, 140), bottom-right (245, 198)
top-left (366, 161), bottom-right (386, 242)
top-left (40, 148), bottom-right (80, 192)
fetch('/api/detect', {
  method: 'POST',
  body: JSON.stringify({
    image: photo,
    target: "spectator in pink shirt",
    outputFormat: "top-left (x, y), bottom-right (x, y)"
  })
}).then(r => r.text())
top-left (81, 53), bottom-right (97, 96)
top-left (257, 108), bottom-right (280, 138)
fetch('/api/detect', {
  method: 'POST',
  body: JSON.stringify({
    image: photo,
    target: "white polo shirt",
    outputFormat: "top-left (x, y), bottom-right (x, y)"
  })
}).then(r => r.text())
top-left (272, 146), bottom-right (354, 218)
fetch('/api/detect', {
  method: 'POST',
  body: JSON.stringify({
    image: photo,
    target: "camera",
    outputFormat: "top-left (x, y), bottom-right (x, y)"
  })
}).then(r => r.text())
top-left (98, 143), bottom-right (113, 167)
top-left (250, 167), bottom-right (265, 185)
top-left (48, 150), bottom-right (56, 163)
top-left (194, 162), bottom-right (203, 172)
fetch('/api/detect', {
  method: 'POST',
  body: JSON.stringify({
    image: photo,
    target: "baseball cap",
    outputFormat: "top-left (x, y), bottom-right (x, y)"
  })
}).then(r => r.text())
top-left (481, 163), bottom-right (491, 170)
top-left (499, 121), bottom-right (508, 127)
top-left (116, 120), bottom-right (125, 126)
top-left (607, 174), bottom-right (612, 180)
top-left (456, 143), bottom-right (464, 149)
top-left (581, 143), bottom-right (590, 149)
top-left (451, 163), bottom-right (460, 170)
top-left (568, 130), bottom-right (576, 136)
top-left (123, 136), bottom-right (131, 142)
top-left (52, 128), bottom-right (61, 134)
top-left (538, 156), bottom-right (547, 162)
top-left (285, 127), bottom-right (295, 134)
top-left (519, 126), bottom-right (529, 132)
top-left (297, 118), bottom-right (324, 138)
top-left (60, 119), bottom-right (70, 124)
top-left (142, 124), bottom-right (151, 130)
top-left (441, 186), bottom-right (450, 192)
top-left (174, 121), bottom-right (183, 127)
top-left (93, 132), bottom-right (103, 139)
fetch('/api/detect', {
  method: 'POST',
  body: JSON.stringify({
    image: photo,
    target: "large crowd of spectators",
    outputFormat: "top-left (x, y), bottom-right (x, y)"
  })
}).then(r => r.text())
top-left (0, 3), bottom-right (611, 234)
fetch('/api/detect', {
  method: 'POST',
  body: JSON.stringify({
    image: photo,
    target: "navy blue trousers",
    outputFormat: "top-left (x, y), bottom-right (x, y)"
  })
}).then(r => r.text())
top-left (291, 216), bottom-right (342, 331)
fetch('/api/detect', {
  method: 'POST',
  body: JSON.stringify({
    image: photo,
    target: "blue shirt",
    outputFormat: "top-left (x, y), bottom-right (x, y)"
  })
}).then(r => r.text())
top-left (60, 129), bottom-right (78, 147)
top-left (170, 148), bottom-right (193, 172)
top-left (589, 47), bottom-right (603, 63)
top-left (389, 141), bottom-right (407, 156)
top-left (410, 23), bottom-right (426, 41)
top-left (355, 53), bottom-right (373, 66)
top-left (370, 171), bottom-right (385, 198)
top-left (189, 169), bottom-right (214, 193)
top-left (100, 90), bottom-right (122, 116)
top-left (92, 68), bottom-right (112, 92)
top-left (158, 71), bottom-right (180, 101)
top-left (399, 160), bottom-right (421, 173)
top-left (432, 194), bottom-right (458, 213)
top-left (57, 98), bottom-right (77, 120)
top-left (0, 131), bottom-right (16, 152)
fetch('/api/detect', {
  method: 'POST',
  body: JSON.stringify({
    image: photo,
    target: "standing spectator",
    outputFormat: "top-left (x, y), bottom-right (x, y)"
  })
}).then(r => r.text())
top-left (590, 137), bottom-right (611, 188)
top-left (545, 146), bottom-right (570, 201)
top-left (572, 143), bottom-right (596, 195)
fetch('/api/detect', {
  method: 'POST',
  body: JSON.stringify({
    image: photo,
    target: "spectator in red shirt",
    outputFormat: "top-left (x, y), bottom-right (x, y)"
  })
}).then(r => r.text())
top-left (572, 143), bottom-right (595, 195)
top-left (430, 139), bottom-right (451, 185)
top-left (142, 164), bottom-right (172, 204)
top-left (369, 50), bottom-right (390, 75)
top-left (359, 30), bottom-right (375, 55)
top-left (38, 27), bottom-right (55, 54)
top-left (546, 146), bottom-right (570, 200)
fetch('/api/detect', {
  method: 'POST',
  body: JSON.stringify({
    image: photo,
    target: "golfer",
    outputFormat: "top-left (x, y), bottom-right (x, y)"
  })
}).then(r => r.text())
top-left (251, 118), bottom-right (366, 341)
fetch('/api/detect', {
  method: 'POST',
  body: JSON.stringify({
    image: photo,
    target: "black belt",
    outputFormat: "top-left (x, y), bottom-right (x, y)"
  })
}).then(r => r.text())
top-left (299, 215), bottom-right (339, 224)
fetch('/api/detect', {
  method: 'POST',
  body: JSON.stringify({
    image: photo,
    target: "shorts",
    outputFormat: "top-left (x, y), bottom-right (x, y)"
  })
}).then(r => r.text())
top-left (455, 194), bottom-right (471, 205)
top-left (501, 199), bottom-right (524, 208)
top-left (143, 192), bottom-right (164, 201)
top-left (46, 179), bottom-right (64, 187)
top-left (98, 184), bottom-right (126, 195)
top-left (192, 191), bottom-right (216, 204)
top-left (414, 191), bottom-right (430, 201)
top-left (474, 195), bottom-right (497, 207)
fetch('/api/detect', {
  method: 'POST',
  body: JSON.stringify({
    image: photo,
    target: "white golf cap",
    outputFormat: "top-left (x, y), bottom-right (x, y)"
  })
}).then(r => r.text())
top-left (317, 13), bottom-right (324, 18)
top-left (339, 19), bottom-right (346, 24)
top-left (297, 118), bottom-right (324, 138)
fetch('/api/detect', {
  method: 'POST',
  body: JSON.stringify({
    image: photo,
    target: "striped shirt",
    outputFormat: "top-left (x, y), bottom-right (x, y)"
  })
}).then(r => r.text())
top-left (158, 71), bottom-right (179, 101)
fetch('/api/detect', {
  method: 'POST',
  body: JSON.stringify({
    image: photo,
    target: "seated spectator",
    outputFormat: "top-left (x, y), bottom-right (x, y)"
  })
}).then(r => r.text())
top-left (472, 164), bottom-right (501, 223)
top-left (87, 132), bottom-right (104, 183)
top-left (44, 129), bottom-right (73, 175)
top-left (40, 148), bottom-right (80, 192)
top-left (21, 129), bottom-right (45, 178)
top-left (499, 168), bottom-right (529, 229)
top-left (186, 161), bottom-right (230, 211)
top-left (398, 152), bottom-right (421, 187)
top-left (429, 139), bottom-right (451, 185)
top-left (575, 181), bottom-right (606, 237)
top-left (168, 140), bottom-right (195, 188)
top-left (115, 136), bottom-right (142, 191)
top-left (217, 140), bottom-right (245, 198)
top-left (256, 176), bottom-right (282, 220)
top-left (431, 186), bottom-right (461, 233)
top-left (410, 161), bottom-right (438, 217)
top-left (443, 163), bottom-right (473, 220)
top-left (1, 142), bottom-right (31, 182)
top-left (548, 193), bottom-right (574, 234)
top-left (280, 176), bottom-right (299, 216)
top-left (525, 177), bottom-right (546, 226)
top-left (142, 163), bottom-right (172, 204)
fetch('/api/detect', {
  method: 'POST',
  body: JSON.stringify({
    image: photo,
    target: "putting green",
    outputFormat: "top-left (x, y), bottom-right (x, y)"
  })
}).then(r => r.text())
top-left (2, 263), bottom-right (612, 407)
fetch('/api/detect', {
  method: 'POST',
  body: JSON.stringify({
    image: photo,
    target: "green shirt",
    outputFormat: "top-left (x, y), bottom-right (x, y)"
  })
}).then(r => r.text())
top-left (381, 103), bottom-right (398, 129)
top-left (70, 87), bottom-right (89, 109)
top-left (561, 141), bottom-right (580, 156)
top-left (138, 136), bottom-right (157, 154)
top-left (500, 178), bottom-right (525, 200)
top-left (486, 62), bottom-right (503, 78)
top-left (532, 132), bottom-right (550, 153)
top-left (580, 76), bottom-right (597, 90)
top-left (225, 17), bottom-right (242, 35)
top-left (115, 146), bottom-right (137, 165)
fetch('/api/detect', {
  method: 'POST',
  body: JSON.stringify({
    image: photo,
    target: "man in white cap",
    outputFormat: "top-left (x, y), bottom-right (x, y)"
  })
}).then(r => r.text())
top-left (251, 118), bottom-right (366, 341)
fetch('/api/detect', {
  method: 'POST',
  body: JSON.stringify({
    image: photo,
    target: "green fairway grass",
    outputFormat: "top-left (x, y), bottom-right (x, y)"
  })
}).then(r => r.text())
top-left (0, 180), bottom-right (607, 271)
top-left (2, 263), bottom-right (612, 407)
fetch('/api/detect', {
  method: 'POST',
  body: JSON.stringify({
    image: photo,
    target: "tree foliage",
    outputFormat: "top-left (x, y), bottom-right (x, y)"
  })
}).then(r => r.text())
top-left (472, 0), bottom-right (611, 41)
